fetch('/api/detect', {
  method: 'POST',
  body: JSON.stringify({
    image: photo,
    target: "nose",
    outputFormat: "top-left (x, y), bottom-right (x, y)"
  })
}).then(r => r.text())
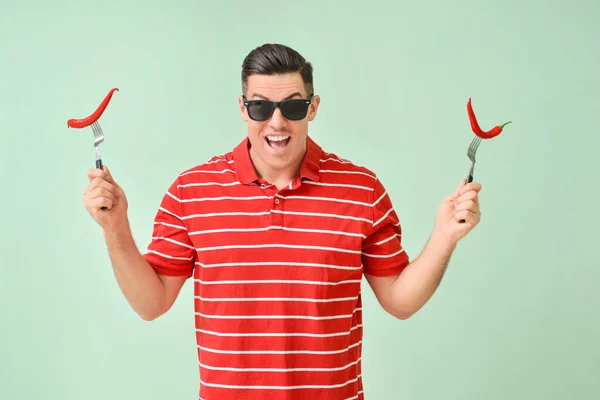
top-left (268, 107), bottom-right (288, 130)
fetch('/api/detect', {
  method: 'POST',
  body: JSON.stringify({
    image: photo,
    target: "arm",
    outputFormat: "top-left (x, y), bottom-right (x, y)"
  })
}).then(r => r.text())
top-left (104, 222), bottom-right (187, 321)
top-left (364, 179), bottom-right (482, 320)
top-left (365, 230), bottom-right (455, 319)
top-left (83, 165), bottom-right (192, 321)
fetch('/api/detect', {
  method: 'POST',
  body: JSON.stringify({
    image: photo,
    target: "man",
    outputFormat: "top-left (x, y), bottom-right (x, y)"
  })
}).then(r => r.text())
top-left (83, 43), bottom-right (482, 400)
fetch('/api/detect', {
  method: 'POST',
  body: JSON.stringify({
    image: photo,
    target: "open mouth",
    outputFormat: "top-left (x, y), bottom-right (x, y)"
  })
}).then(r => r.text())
top-left (265, 135), bottom-right (291, 151)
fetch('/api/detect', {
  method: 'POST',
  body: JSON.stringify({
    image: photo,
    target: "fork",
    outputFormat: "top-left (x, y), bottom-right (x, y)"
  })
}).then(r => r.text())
top-left (91, 121), bottom-right (104, 170)
top-left (460, 135), bottom-right (482, 223)
top-left (466, 135), bottom-right (482, 184)
top-left (91, 121), bottom-right (107, 209)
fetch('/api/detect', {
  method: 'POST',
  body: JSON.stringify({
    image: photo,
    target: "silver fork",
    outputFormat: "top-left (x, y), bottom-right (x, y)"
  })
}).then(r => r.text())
top-left (466, 135), bottom-right (482, 184)
top-left (91, 121), bottom-right (104, 170)
top-left (91, 121), bottom-right (107, 209)
top-left (460, 136), bottom-right (481, 223)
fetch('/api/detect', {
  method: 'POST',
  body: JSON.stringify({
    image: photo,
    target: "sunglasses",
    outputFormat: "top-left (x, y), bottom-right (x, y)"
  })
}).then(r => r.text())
top-left (242, 95), bottom-right (314, 121)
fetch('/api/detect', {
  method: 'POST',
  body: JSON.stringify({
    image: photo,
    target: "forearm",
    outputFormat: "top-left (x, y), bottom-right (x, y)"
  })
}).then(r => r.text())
top-left (389, 230), bottom-right (456, 318)
top-left (103, 222), bottom-right (167, 320)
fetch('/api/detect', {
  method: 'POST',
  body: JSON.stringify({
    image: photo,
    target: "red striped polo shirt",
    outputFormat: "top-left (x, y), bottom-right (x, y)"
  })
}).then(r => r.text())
top-left (143, 135), bottom-right (410, 400)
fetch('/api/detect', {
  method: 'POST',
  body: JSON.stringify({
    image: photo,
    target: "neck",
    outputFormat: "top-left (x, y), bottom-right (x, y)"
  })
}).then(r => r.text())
top-left (249, 149), bottom-right (306, 191)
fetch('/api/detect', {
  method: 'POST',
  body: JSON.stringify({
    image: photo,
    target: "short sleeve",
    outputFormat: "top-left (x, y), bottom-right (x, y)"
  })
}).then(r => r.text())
top-left (143, 178), bottom-right (195, 277)
top-left (362, 177), bottom-right (410, 277)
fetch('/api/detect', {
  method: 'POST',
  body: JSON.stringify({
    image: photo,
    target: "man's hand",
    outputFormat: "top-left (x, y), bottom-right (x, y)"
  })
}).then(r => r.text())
top-left (433, 179), bottom-right (482, 244)
top-left (365, 179), bottom-right (483, 320)
top-left (83, 165), bottom-right (129, 231)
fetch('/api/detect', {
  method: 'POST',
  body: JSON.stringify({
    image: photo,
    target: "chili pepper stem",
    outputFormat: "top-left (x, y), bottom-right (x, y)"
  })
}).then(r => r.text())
top-left (500, 121), bottom-right (512, 129)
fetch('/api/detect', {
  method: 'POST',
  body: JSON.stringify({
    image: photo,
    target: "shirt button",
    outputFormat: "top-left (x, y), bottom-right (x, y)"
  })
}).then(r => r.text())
top-left (274, 198), bottom-right (280, 205)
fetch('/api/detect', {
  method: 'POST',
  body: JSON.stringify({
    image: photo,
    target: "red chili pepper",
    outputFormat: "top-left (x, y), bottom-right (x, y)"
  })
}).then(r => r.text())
top-left (67, 88), bottom-right (119, 129)
top-left (467, 97), bottom-right (511, 139)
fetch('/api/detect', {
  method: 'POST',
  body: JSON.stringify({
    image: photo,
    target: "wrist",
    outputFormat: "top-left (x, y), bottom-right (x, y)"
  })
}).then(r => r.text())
top-left (103, 218), bottom-right (133, 244)
top-left (429, 227), bottom-right (458, 254)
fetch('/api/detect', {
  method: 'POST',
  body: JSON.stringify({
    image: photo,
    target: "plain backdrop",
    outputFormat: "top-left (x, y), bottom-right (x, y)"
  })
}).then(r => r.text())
top-left (1, 1), bottom-right (599, 399)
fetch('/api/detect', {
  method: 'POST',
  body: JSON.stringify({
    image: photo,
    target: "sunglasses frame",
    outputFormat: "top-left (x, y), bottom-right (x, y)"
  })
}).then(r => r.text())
top-left (242, 94), bottom-right (315, 121)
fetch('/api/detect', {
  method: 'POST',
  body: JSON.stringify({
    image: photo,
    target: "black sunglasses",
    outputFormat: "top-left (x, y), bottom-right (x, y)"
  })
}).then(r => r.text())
top-left (242, 95), bottom-right (314, 121)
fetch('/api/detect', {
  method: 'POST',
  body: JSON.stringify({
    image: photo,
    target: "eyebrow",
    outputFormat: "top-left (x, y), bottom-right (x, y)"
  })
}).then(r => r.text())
top-left (252, 92), bottom-right (304, 101)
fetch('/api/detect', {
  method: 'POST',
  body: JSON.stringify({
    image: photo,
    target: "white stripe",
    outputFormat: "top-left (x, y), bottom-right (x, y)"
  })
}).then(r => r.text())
top-left (199, 374), bottom-right (361, 390)
top-left (375, 233), bottom-right (401, 246)
top-left (344, 391), bottom-right (364, 400)
top-left (303, 181), bottom-right (373, 191)
top-left (195, 295), bottom-right (358, 303)
top-left (158, 206), bottom-right (183, 220)
top-left (271, 209), bottom-right (372, 223)
top-left (373, 207), bottom-right (394, 227)
top-left (319, 169), bottom-right (376, 179)
top-left (166, 191), bottom-right (180, 202)
top-left (205, 158), bottom-right (235, 164)
top-left (196, 243), bottom-right (361, 255)
top-left (195, 308), bottom-right (362, 320)
top-left (276, 194), bottom-right (371, 207)
top-left (361, 248), bottom-right (405, 258)
top-left (178, 209), bottom-right (371, 223)
top-left (194, 278), bottom-right (361, 286)
top-left (153, 221), bottom-right (186, 230)
top-left (199, 357), bottom-right (361, 373)
top-left (189, 226), bottom-right (365, 238)
top-left (177, 181), bottom-right (242, 188)
top-left (372, 188), bottom-right (387, 207)
top-left (183, 211), bottom-right (270, 220)
top-left (320, 157), bottom-right (353, 164)
top-left (151, 236), bottom-right (195, 249)
top-left (189, 226), bottom-right (275, 235)
top-left (146, 249), bottom-right (193, 261)
top-left (180, 195), bottom-right (270, 203)
top-left (195, 261), bottom-right (362, 271)
top-left (198, 340), bottom-right (362, 355)
top-left (280, 227), bottom-right (365, 238)
top-left (196, 324), bottom-right (362, 338)
top-left (180, 168), bottom-right (235, 176)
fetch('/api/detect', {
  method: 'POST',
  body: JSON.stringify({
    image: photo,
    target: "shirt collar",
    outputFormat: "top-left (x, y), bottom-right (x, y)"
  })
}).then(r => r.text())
top-left (233, 135), bottom-right (322, 185)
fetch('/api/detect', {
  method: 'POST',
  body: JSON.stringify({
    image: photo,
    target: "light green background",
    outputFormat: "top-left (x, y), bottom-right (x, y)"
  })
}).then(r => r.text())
top-left (1, 1), bottom-right (598, 399)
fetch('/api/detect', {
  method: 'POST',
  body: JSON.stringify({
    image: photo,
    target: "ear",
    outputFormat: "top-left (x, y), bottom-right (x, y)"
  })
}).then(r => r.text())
top-left (307, 95), bottom-right (320, 122)
top-left (238, 95), bottom-right (249, 122)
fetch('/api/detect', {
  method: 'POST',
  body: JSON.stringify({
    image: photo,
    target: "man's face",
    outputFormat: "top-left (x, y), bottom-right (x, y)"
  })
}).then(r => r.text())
top-left (238, 72), bottom-right (320, 176)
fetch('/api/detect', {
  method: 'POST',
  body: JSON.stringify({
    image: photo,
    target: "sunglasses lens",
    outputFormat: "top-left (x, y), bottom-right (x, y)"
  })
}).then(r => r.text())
top-left (246, 98), bottom-right (311, 121)
top-left (281, 100), bottom-right (309, 120)
top-left (247, 101), bottom-right (274, 121)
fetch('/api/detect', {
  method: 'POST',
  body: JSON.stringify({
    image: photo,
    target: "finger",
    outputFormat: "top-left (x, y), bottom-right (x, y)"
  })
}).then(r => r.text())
top-left (87, 167), bottom-right (109, 183)
top-left (84, 195), bottom-right (115, 211)
top-left (87, 165), bottom-right (119, 187)
top-left (455, 190), bottom-right (479, 205)
top-left (455, 209), bottom-right (475, 222)
top-left (84, 178), bottom-right (119, 199)
top-left (85, 186), bottom-right (119, 206)
top-left (455, 209), bottom-right (481, 225)
top-left (455, 199), bottom-right (479, 214)
top-left (460, 181), bottom-right (482, 195)
top-left (446, 179), bottom-right (466, 201)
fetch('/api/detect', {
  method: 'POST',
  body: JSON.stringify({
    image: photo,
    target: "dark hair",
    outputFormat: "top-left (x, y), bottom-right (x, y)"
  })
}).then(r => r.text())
top-left (241, 44), bottom-right (314, 97)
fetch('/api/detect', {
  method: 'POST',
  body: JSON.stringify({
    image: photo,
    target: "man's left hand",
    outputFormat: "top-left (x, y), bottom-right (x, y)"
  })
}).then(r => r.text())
top-left (433, 179), bottom-right (482, 244)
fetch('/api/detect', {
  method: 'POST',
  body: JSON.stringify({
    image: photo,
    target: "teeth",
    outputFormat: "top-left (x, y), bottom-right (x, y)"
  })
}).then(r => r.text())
top-left (267, 135), bottom-right (290, 142)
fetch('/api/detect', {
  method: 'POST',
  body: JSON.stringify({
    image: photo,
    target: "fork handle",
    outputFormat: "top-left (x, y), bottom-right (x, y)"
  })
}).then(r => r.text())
top-left (460, 173), bottom-right (474, 223)
top-left (95, 159), bottom-right (107, 210)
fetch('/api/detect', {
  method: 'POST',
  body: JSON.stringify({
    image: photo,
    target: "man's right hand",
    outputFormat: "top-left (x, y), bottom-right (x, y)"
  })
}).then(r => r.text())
top-left (83, 165), bottom-right (129, 230)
